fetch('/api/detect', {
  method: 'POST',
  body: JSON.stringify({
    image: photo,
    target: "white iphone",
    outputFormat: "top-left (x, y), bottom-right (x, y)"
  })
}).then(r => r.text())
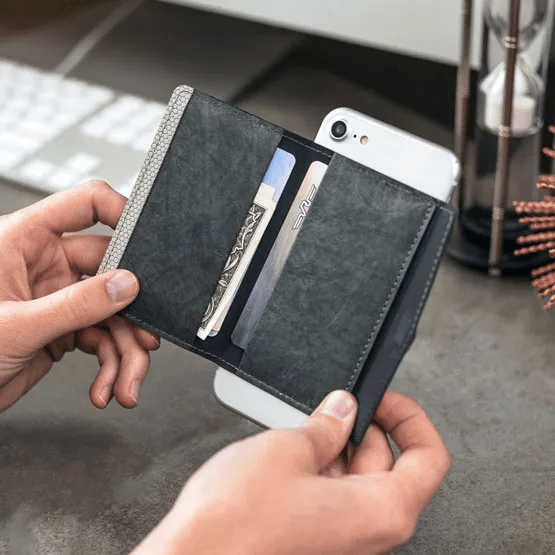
top-left (213, 107), bottom-right (460, 429)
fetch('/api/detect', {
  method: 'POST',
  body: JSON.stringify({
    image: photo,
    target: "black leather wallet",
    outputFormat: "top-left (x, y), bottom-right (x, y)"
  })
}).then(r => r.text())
top-left (99, 85), bottom-right (456, 443)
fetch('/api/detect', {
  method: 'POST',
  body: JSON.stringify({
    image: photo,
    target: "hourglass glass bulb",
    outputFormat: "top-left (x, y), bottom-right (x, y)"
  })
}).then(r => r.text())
top-left (486, 0), bottom-right (549, 50)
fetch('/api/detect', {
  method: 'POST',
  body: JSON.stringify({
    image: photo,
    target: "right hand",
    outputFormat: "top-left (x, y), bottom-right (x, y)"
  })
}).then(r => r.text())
top-left (133, 390), bottom-right (451, 555)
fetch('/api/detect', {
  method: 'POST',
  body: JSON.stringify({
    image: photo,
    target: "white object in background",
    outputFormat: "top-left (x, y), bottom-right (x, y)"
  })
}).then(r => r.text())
top-left (160, 0), bottom-right (488, 67)
top-left (0, 58), bottom-right (166, 196)
top-left (484, 94), bottom-right (536, 133)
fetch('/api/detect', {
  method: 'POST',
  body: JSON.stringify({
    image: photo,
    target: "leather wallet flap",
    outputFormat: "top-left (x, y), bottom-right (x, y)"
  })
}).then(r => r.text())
top-left (237, 154), bottom-right (436, 412)
top-left (101, 88), bottom-right (284, 344)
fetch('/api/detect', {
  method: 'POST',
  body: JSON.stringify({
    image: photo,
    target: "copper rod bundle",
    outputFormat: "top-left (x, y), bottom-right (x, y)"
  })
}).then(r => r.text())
top-left (529, 220), bottom-right (555, 230)
top-left (531, 271), bottom-right (555, 290)
top-left (514, 241), bottom-right (555, 255)
top-left (514, 201), bottom-right (555, 214)
top-left (516, 231), bottom-right (555, 244)
top-left (531, 261), bottom-right (555, 277)
top-left (519, 215), bottom-right (555, 224)
top-left (516, 125), bottom-right (555, 310)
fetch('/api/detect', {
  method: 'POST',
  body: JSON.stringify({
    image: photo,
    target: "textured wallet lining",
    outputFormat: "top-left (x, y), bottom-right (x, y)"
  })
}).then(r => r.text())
top-left (236, 154), bottom-right (436, 411)
top-left (99, 85), bottom-right (194, 273)
top-left (111, 90), bottom-right (284, 344)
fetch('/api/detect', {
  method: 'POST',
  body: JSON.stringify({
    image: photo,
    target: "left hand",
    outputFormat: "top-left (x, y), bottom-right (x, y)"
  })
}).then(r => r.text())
top-left (0, 180), bottom-right (160, 412)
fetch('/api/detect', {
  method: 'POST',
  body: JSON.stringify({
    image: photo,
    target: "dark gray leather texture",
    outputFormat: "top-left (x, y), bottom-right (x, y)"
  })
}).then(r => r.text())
top-left (117, 90), bottom-right (283, 344)
top-left (238, 154), bottom-right (436, 412)
top-left (351, 203), bottom-right (456, 443)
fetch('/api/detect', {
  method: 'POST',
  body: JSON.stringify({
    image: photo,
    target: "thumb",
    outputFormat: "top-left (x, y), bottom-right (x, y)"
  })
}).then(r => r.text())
top-left (297, 390), bottom-right (357, 473)
top-left (18, 270), bottom-right (139, 349)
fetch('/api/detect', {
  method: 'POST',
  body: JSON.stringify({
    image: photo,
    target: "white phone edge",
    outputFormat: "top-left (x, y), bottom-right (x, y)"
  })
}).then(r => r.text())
top-left (315, 107), bottom-right (460, 203)
top-left (213, 107), bottom-right (460, 429)
top-left (214, 367), bottom-right (308, 429)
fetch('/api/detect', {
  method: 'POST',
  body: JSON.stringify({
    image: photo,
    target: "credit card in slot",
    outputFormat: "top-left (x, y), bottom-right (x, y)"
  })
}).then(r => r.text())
top-left (232, 160), bottom-right (329, 350)
top-left (197, 147), bottom-right (296, 339)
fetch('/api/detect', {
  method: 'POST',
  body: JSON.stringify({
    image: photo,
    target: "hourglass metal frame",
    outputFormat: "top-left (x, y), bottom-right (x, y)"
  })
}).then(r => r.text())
top-left (454, 0), bottom-right (524, 276)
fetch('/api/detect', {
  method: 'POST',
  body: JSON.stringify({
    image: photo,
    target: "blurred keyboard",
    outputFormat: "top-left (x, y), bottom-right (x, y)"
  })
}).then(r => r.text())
top-left (0, 58), bottom-right (166, 196)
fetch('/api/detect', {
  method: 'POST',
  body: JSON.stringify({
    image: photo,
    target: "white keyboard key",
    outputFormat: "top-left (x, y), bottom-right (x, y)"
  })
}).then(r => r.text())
top-left (106, 127), bottom-right (136, 146)
top-left (0, 139), bottom-right (28, 156)
top-left (9, 99), bottom-right (31, 113)
top-left (81, 119), bottom-right (113, 138)
top-left (87, 86), bottom-right (114, 106)
top-left (28, 105), bottom-right (55, 121)
top-left (65, 152), bottom-right (101, 173)
top-left (0, 151), bottom-right (24, 171)
top-left (0, 131), bottom-right (41, 152)
top-left (48, 169), bottom-right (81, 191)
top-left (105, 97), bottom-right (143, 122)
top-left (19, 120), bottom-right (57, 139)
top-left (116, 96), bottom-right (144, 111)
top-left (19, 159), bottom-right (56, 182)
top-left (128, 104), bottom-right (165, 131)
top-left (0, 110), bottom-right (18, 126)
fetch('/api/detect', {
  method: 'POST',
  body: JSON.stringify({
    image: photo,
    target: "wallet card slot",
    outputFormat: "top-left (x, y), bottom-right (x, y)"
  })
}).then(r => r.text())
top-left (237, 153), bottom-right (436, 413)
top-left (116, 89), bottom-right (283, 345)
top-left (197, 131), bottom-right (333, 354)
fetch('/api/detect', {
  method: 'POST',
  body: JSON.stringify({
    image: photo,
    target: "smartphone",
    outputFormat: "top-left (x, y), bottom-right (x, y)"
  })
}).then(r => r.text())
top-left (213, 107), bottom-right (460, 430)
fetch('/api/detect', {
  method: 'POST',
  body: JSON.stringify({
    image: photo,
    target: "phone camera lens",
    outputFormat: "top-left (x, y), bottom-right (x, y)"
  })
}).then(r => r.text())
top-left (330, 120), bottom-right (348, 140)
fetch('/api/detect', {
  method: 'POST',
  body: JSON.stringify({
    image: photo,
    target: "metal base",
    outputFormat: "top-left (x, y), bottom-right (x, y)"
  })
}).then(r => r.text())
top-left (447, 207), bottom-right (550, 275)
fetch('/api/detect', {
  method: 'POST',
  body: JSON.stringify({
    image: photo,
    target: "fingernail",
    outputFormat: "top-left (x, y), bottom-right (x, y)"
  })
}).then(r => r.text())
top-left (100, 386), bottom-right (111, 408)
top-left (106, 271), bottom-right (139, 303)
top-left (320, 390), bottom-right (355, 420)
top-left (130, 380), bottom-right (141, 404)
top-left (150, 334), bottom-right (160, 348)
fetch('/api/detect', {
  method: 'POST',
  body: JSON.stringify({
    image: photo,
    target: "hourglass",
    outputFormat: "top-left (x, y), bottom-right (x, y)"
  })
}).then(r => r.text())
top-left (450, 0), bottom-right (554, 273)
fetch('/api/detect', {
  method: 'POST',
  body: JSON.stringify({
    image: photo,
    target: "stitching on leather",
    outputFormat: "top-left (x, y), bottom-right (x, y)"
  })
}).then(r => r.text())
top-left (349, 206), bottom-right (455, 430)
top-left (284, 133), bottom-right (333, 157)
top-left (345, 202), bottom-right (436, 390)
top-left (403, 206), bottom-right (455, 345)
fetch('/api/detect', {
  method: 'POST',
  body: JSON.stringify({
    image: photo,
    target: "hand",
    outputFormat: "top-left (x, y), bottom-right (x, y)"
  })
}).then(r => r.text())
top-left (133, 390), bottom-right (451, 555)
top-left (0, 180), bottom-right (160, 412)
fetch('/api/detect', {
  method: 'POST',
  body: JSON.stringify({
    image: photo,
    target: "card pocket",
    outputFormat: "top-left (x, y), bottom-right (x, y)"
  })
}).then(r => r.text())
top-left (115, 90), bottom-right (284, 346)
top-left (235, 154), bottom-right (436, 413)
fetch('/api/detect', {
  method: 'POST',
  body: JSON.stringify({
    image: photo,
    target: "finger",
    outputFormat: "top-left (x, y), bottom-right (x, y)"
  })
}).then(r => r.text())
top-left (62, 234), bottom-right (111, 276)
top-left (349, 422), bottom-right (395, 474)
top-left (297, 390), bottom-right (357, 473)
top-left (374, 391), bottom-right (451, 516)
top-left (133, 327), bottom-right (161, 351)
top-left (105, 316), bottom-right (150, 408)
top-left (321, 451), bottom-right (348, 477)
top-left (45, 332), bottom-right (76, 363)
top-left (17, 180), bottom-right (126, 234)
top-left (0, 350), bottom-right (53, 412)
top-left (77, 326), bottom-right (120, 409)
top-left (14, 270), bottom-right (139, 350)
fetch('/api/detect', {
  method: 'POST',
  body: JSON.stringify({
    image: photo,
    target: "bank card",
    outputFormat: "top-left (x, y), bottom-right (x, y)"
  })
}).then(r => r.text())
top-left (197, 147), bottom-right (296, 339)
top-left (231, 160), bottom-right (329, 349)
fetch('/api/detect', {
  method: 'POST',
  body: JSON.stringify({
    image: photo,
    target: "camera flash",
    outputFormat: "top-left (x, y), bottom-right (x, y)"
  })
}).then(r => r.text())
top-left (360, 136), bottom-right (368, 145)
